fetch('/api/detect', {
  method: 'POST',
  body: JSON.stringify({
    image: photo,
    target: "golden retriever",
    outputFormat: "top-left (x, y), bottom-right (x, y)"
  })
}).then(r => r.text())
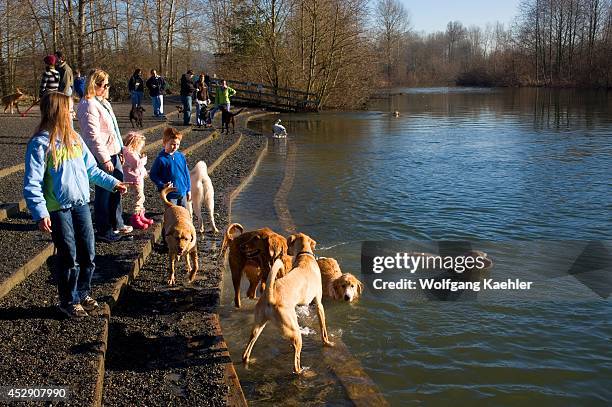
top-left (317, 257), bottom-right (363, 302)
top-left (161, 185), bottom-right (198, 285)
top-left (242, 233), bottom-right (334, 374)
top-left (221, 223), bottom-right (292, 308)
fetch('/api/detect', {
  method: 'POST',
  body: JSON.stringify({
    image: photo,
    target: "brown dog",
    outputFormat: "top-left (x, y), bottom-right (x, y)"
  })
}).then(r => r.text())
top-left (161, 185), bottom-right (198, 285)
top-left (221, 223), bottom-right (291, 308)
top-left (242, 233), bottom-right (334, 374)
top-left (317, 257), bottom-right (363, 302)
top-left (2, 88), bottom-right (24, 114)
top-left (129, 105), bottom-right (145, 128)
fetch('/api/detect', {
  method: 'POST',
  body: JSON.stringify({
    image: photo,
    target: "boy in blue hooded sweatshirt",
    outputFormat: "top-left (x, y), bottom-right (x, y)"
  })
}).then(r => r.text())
top-left (149, 127), bottom-right (191, 208)
top-left (23, 92), bottom-right (128, 318)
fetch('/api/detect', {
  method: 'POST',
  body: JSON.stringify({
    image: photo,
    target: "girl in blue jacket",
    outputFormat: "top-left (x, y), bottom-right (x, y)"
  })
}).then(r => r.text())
top-left (23, 92), bottom-right (127, 318)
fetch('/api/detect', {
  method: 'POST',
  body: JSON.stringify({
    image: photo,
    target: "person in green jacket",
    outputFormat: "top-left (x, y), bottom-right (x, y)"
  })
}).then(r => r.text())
top-left (210, 80), bottom-right (236, 123)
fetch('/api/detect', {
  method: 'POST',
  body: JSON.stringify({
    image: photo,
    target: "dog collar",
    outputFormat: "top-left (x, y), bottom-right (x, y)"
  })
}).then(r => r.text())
top-left (296, 251), bottom-right (316, 258)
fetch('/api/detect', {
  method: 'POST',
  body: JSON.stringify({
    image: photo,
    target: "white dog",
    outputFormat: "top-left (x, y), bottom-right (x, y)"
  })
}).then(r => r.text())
top-left (188, 161), bottom-right (219, 233)
top-left (272, 119), bottom-right (287, 138)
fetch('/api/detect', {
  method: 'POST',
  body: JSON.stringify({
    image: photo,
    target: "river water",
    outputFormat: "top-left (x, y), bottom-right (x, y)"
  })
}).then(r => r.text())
top-left (219, 87), bottom-right (611, 405)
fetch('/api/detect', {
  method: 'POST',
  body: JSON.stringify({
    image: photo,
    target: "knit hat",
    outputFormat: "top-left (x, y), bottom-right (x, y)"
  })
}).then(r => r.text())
top-left (123, 131), bottom-right (145, 148)
top-left (43, 55), bottom-right (56, 66)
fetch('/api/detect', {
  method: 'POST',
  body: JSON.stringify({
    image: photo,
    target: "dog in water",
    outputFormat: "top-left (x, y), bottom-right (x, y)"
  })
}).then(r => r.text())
top-left (2, 88), bottom-right (25, 114)
top-left (188, 161), bottom-right (218, 234)
top-left (221, 107), bottom-right (244, 134)
top-left (161, 184), bottom-right (198, 285)
top-left (129, 105), bottom-right (145, 128)
top-left (317, 257), bottom-right (363, 302)
top-left (242, 233), bottom-right (334, 374)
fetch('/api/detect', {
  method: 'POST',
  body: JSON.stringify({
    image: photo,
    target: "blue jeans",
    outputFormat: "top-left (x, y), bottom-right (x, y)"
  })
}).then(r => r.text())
top-left (169, 195), bottom-right (188, 209)
top-left (131, 91), bottom-right (144, 107)
top-left (151, 95), bottom-right (164, 116)
top-left (94, 154), bottom-right (124, 236)
top-left (182, 96), bottom-right (192, 125)
top-left (210, 103), bottom-right (230, 122)
top-left (50, 204), bottom-right (96, 306)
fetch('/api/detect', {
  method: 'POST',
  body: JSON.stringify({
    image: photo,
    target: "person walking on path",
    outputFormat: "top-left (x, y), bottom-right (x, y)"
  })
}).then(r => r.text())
top-left (209, 80), bottom-right (236, 123)
top-left (194, 75), bottom-right (210, 128)
top-left (73, 70), bottom-right (86, 99)
top-left (23, 92), bottom-right (128, 318)
top-left (146, 69), bottom-right (166, 118)
top-left (39, 55), bottom-right (60, 97)
top-left (77, 69), bottom-right (133, 243)
top-left (180, 70), bottom-right (196, 125)
top-left (54, 51), bottom-right (74, 96)
top-left (128, 68), bottom-right (145, 108)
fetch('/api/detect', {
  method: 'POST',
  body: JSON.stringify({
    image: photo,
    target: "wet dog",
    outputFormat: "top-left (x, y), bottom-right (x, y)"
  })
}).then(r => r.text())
top-left (317, 257), bottom-right (363, 302)
top-left (188, 161), bottom-right (218, 233)
top-left (2, 88), bottom-right (24, 114)
top-left (242, 233), bottom-right (334, 374)
top-left (161, 185), bottom-right (198, 285)
top-left (221, 223), bottom-right (291, 308)
top-left (220, 107), bottom-right (244, 134)
top-left (129, 105), bottom-right (145, 128)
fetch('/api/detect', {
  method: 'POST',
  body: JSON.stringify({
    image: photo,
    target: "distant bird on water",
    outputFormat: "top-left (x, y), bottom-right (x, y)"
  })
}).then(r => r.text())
top-left (272, 119), bottom-right (287, 138)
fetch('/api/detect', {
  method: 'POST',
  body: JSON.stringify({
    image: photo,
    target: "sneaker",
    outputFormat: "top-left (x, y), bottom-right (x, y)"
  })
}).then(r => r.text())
top-left (114, 225), bottom-right (133, 234)
top-left (58, 303), bottom-right (88, 318)
top-left (80, 296), bottom-right (100, 312)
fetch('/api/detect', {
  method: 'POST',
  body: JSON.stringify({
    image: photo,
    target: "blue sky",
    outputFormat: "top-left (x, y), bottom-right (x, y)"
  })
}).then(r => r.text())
top-left (401, 0), bottom-right (523, 33)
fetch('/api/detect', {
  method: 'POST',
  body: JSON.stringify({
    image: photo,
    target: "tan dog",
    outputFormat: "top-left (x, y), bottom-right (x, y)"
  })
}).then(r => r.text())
top-left (161, 185), bottom-right (198, 285)
top-left (188, 161), bottom-right (218, 234)
top-left (2, 88), bottom-right (24, 114)
top-left (221, 223), bottom-right (292, 307)
top-left (317, 257), bottom-right (363, 302)
top-left (242, 233), bottom-right (334, 374)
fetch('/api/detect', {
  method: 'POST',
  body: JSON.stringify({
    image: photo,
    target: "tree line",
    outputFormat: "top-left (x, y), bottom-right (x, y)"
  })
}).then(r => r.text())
top-left (377, 0), bottom-right (612, 88)
top-left (1, 0), bottom-right (610, 110)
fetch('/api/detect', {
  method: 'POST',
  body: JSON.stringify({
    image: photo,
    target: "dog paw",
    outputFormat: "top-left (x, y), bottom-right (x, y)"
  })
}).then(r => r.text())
top-left (324, 341), bottom-right (335, 347)
top-left (168, 277), bottom-right (176, 285)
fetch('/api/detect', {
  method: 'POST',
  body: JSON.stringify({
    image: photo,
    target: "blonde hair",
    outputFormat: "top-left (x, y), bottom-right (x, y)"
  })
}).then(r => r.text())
top-left (123, 131), bottom-right (145, 152)
top-left (85, 69), bottom-right (109, 99)
top-left (162, 127), bottom-right (182, 143)
top-left (36, 92), bottom-right (80, 169)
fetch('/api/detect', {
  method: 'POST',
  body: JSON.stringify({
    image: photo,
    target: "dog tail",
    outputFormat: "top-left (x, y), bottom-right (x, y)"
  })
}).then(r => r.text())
top-left (220, 223), bottom-right (244, 258)
top-left (231, 108), bottom-right (245, 117)
top-left (265, 258), bottom-right (284, 305)
top-left (160, 185), bottom-right (178, 207)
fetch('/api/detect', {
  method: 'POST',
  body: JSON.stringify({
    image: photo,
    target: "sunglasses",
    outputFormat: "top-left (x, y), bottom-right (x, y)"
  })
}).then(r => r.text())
top-left (96, 82), bottom-right (110, 89)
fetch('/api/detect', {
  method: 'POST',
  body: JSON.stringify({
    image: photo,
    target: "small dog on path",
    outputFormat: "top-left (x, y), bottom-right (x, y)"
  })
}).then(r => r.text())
top-left (129, 105), bottom-right (145, 128)
top-left (188, 161), bottom-right (218, 234)
top-left (221, 107), bottom-right (244, 134)
top-left (161, 184), bottom-right (199, 285)
top-left (2, 88), bottom-right (25, 114)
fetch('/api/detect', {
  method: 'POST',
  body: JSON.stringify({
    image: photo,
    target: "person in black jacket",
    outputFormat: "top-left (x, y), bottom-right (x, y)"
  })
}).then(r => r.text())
top-left (146, 69), bottom-right (166, 118)
top-left (128, 68), bottom-right (145, 108)
top-left (180, 70), bottom-right (196, 125)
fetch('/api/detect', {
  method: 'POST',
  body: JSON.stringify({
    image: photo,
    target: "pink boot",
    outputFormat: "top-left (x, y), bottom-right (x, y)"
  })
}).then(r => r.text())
top-left (130, 213), bottom-right (148, 230)
top-left (140, 210), bottom-right (154, 225)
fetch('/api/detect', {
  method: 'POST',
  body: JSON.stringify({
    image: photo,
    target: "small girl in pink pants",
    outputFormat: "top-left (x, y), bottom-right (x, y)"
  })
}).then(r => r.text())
top-left (122, 132), bottom-right (154, 229)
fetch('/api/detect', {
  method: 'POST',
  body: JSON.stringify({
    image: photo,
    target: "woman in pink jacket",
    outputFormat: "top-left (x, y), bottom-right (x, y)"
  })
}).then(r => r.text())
top-left (77, 69), bottom-right (132, 243)
top-left (122, 132), bottom-right (154, 229)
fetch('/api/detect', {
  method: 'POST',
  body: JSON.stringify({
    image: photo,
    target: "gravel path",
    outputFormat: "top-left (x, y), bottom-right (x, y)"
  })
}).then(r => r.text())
top-left (0, 110), bottom-right (266, 406)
